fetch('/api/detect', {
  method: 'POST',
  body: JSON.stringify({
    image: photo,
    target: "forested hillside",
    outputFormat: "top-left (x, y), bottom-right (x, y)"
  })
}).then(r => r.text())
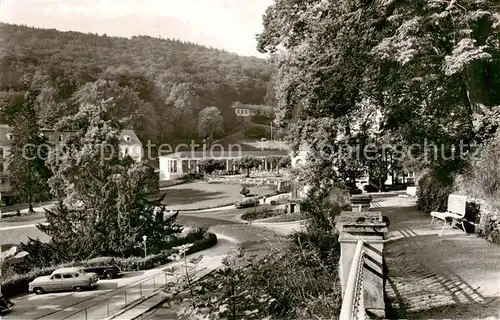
top-left (0, 23), bottom-right (274, 146)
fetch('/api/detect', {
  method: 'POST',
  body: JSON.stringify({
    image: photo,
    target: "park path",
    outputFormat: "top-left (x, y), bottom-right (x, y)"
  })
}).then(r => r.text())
top-left (378, 197), bottom-right (500, 319)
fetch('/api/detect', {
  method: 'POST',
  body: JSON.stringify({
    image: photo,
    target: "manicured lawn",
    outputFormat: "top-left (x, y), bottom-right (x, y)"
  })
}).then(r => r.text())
top-left (159, 182), bottom-right (271, 210)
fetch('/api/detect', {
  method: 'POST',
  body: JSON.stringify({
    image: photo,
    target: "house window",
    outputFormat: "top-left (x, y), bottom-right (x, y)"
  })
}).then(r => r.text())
top-left (6, 133), bottom-right (13, 140)
top-left (0, 178), bottom-right (5, 185)
top-left (59, 135), bottom-right (63, 142)
top-left (0, 163), bottom-right (4, 172)
top-left (0, 148), bottom-right (3, 158)
top-left (124, 147), bottom-right (129, 155)
top-left (124, 135), bottom-right (131, 142)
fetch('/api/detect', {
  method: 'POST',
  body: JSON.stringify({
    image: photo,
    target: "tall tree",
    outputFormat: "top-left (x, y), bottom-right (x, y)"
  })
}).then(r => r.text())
top-left (39, 98), bottom-right (182, 260)
top-left (4, 90), bottom-right (52, 211)
top-left (198, 159), bottom-right (225, 175)
top-left (197, 106), bottom-right (224, 142)
top-left (257, 0), bottom-right (500, 198)
top-left (236, 155), bottom-right (262, 177)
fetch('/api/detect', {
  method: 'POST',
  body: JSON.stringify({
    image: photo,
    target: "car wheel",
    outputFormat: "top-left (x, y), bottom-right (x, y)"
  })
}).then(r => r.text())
top-left (73, 286), bottom-right (83, 292)
top-left (270, 201), bottom-right (276, 205)
top-left (33, 287), bottom-right (44, 295)
top-left (104, 270), bottom-right (115, 279)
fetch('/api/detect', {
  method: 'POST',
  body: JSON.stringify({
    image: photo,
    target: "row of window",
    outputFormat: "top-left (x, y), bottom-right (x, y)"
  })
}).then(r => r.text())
top-left (235, 108), bottom-right (250, 115)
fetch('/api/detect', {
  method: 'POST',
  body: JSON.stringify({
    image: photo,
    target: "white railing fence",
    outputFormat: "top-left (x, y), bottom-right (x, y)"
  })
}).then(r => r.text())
top-left (339, 240), bottom-right (366, 320)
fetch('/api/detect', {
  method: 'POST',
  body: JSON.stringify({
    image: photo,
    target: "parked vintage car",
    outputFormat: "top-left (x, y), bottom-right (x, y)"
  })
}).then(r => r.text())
top-left (28, 267), bottom-right (98, 294)
top-left (83, 257), bottom-right (122, 279)
top-left (269, 196), bottom-right (289, 205)
top-left (0, 294), bottom-right (14, 314)
top-left (235, 197), bottom-right (259, 209)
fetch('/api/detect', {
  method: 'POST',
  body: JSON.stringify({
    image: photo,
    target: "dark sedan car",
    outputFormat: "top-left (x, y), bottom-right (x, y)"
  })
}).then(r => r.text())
top-left (83, 257), bottom-right (122, 279)
top-left (0, 294), bottom-right (14, 314)
top-left (235, 198), bottom-right (259, 209)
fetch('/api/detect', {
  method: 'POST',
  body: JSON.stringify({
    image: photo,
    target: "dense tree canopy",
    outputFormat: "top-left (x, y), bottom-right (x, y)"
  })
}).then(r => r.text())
top-left (0, 23), bottom-right (274, 147)
top-left (197, 106), bottom-right (225, 141)
top-left (2, 90), bottom-right (52, 209)
top-left (257, 0), bottom-right (500, 195)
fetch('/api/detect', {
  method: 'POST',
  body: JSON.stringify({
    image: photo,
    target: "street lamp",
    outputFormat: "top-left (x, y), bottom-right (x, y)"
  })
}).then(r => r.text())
top-left (142, 235), bottom-right (147, 258)
top-left (270, 121), bottom-right (273, 141)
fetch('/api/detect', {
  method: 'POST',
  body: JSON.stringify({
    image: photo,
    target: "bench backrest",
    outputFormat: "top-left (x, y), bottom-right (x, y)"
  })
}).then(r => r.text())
top-left (407, 187), bottom-right (417, 196)
top-left (447, 194), bottom-right (467, 217)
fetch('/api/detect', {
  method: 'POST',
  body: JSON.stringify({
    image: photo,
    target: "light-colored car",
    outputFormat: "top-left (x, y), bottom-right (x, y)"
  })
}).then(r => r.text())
top-left (269, 195), bottom-right (289, 205)
top-left (29, 267), bottom-right (98, 294)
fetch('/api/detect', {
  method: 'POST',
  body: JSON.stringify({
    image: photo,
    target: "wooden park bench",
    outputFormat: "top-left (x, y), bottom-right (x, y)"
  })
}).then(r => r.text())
top-left (430, 194), bottom-right (467, 236)
top-left (399, 186), bottom-right (417, 200)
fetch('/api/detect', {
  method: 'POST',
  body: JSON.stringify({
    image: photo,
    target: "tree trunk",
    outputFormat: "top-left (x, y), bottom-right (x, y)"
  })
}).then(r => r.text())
top-left (28, 167), bottom-right (34, 213)
top-left (246, 168), bottom-right (250, 178)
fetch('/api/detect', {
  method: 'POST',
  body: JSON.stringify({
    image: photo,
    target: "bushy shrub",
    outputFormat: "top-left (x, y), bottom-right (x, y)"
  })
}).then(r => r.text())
top-left (187, 232), bottom-right (218, 254)
top-left (176, 224), bottom-right (341, 319)
top-left (181, 173), bottom-right (205, 182)
top-left (241, 207), bottom-right (285, 221)
top-left (243, 124), bottom-right (270, 139)
top-left (416, 171), bottom-right (453, 213)
top-left (454, 133), bottom-right (500, 243)
top-left (264, 211), bottom-right (309, 223)
top-left (476, 215), bottom-right (500, 244)
top-left (250, 113), bottom-right (274, 125)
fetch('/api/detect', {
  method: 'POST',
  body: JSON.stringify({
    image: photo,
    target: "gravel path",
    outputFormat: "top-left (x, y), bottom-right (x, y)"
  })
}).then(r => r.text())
top-left (380, 197), bottom-right (500, 319)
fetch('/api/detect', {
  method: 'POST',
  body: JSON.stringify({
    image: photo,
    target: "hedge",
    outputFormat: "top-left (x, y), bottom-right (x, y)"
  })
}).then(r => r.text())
top-left (0, 231), bottom-right (218, 299)
top-left (416, 172), bottom-right (453, 213)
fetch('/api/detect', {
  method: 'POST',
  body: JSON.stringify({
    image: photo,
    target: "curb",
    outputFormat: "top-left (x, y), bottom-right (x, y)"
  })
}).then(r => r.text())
top-left (106, 262), bottom-right (223, 320)
top-left (167, 192), bottom-right (279, 212)
top-left (252, 218), bottom-right (310, 225)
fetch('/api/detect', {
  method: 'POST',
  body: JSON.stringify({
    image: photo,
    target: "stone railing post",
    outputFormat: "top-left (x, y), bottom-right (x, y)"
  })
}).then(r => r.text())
top-left (334, 210), bottom-right (389, 318)
top-left (350, 195), bottom-right (372, 211)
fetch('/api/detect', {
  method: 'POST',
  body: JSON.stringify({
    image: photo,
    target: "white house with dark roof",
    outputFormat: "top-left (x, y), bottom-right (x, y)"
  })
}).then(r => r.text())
top-left (231, 102), bottom-right (274, 119)
top-left (158, 150), bottom-right (289, 181)
top-left (119, 129), bottom-right (143, 163)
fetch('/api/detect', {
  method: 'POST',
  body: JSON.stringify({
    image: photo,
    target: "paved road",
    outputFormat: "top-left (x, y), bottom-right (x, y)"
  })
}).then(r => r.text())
top-left (1, 206), bottom-right (284, 320)
top-left (4, 239), bottom-right (237, 320)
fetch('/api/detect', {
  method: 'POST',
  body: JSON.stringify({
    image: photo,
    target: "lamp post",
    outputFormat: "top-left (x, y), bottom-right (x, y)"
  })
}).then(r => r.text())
top-left (142, 235), bottom-right (147, 258)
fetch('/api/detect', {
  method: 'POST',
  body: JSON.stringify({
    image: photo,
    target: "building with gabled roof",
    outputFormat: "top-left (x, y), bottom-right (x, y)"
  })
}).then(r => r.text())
top-left (231, 102), bottom-right (274, 119)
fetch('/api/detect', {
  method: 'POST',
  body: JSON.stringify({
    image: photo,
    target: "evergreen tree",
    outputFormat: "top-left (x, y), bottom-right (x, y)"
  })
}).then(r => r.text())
top-left (4, 90), bottom-right (52, 211)
top-left (32, 98), bottom-right (182, 260)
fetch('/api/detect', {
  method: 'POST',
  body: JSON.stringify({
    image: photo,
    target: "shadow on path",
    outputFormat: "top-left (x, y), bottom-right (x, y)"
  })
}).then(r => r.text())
top-left (380, 199), bottom-right (500, 319)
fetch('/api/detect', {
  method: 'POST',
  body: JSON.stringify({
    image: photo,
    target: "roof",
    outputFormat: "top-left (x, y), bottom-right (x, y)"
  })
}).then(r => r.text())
top-left (120, 129), bottom-right (142, 146)
top-left (53, 267), bottom-right (84, 273)
top-left (160, 150), bottom-right (289, 159)
top-left (230, 102), bottom-right (274, 114)
top-left (87, 256), bottom-right (115, 264)
top-left (0, 125), bottom-right (141, 146)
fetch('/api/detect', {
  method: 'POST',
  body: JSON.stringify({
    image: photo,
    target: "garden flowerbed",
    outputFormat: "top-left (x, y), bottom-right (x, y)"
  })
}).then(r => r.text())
top-left (258, 211), bottom-right (309, 223)
top-left (241, 207), bottom-right (286, 221)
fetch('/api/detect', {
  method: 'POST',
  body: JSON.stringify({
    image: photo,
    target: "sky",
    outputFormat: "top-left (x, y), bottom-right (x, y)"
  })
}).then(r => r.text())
top-left (0, 0), bottom-right (273, 57)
